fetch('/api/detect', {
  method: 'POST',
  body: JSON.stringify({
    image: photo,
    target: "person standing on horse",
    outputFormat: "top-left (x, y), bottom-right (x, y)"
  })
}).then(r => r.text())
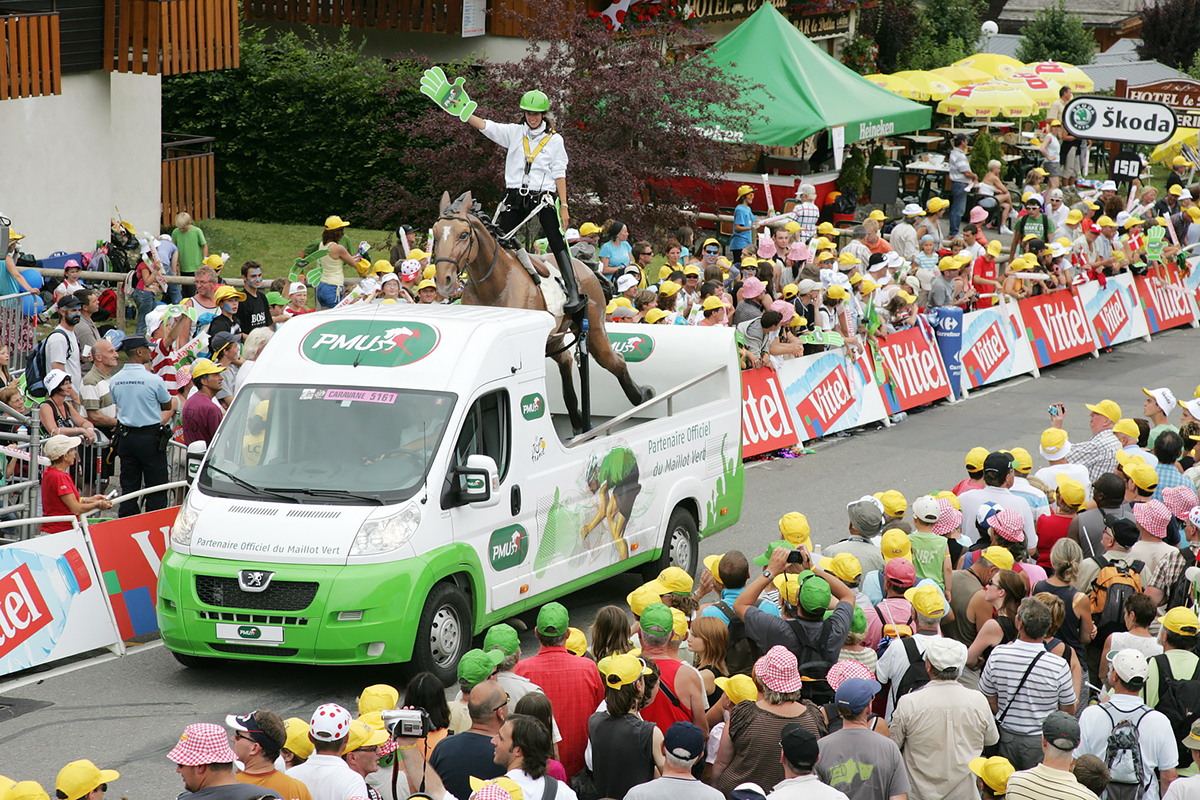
top-left (421, 71), bottom-right (586, 317)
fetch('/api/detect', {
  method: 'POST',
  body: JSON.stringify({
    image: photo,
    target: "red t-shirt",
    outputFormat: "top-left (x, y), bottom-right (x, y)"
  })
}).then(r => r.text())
top-left (41, 467), bottom-right (78, 533)
top-left (952, 478), bottom-right (983, 496)
top-left (641, 658), bottom-right (695, 734)
top-left (1035, 513), bottom-right (1074, 570)
top-left (972, 255), bottom-right (999, 309)
top-left (514, 646), bottom-right (604, 778)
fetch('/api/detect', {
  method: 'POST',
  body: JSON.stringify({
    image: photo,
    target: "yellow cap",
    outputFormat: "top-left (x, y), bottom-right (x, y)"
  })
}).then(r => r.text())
top-left (818, 222), bottom-right (837, 235)
top-left (1127, 462), bottom-right (1159, 492)
top-left (5, 783), bottom-right (49, 800)
top-left (580, 222), bottom-right (602, 236)
top-left (407, 248), bottom-right (430, 261)
top-left (645, 308), bottom-right (671, 324)
top-left (838, 251), bottom-right (861, 266)
top-left (938, 256), bottom-right (960, 271)
top-left (970, 756), bottom-right (1015, 795)
top-left (1055, 474), bottom-right (1086, 511)
top-left (826, 284), bottom-right (849, 300)
top-left (1066, 209), bottom-right (1084, 225)
top-left (627, 582), bottom-right (666, 616)
top-left (284, 717), bottom-right (314, 759)
top-left (874, 490), bottom-right (907, 517)
top-left (817, 251), bottom-right (835, 263)
top-left (683, 264), bottom-right (702, 277)
top-left (904, 584), bottom-right (947, 618)
top-left (657, 566), bottom-right (694, 595)
top-left (417, 279), bottom-right (437, 291)
top-left (782, 283), bottom-right (800, 299)
top-left (880, 529), bottom-right (912, 561)
top-left (598, 653), bottom-right (652, 687)
top-left (324, 215), bottom-right (350, 230)
top-left (935, 490), bottom-right (961, 511)
top-left (423, 264), bottom-right (436, 280)
top-left (1113, 418), bottom-right (1140, 438)
top-left (345, 719), bottom-right (389, 752)
top-left (867, 210), bottom-right (887, 221)
top-left (737, 184), bottom-right (755, 199)
top-left (470, 777), bottom-right (525, 800)
top-left (859, 279), bottom-right (878, 295)
top-left (773, 573), bottom-right (800, 605)
top-left (357, 684), bottom-right (399, 716)
top-left (565, 627), bottom-right (588, 656)
top-left (715, 674), bottom-right (759, 705)
top-left (927, 197), bottom-right (949, 212)
top-left (1096, 215), bottom-right (1116, 228)
top-left (1040, 427), bottom-right (1070, 458)
top-left (814, 237), bottom-right (835, 251)
top-left (849, 272), bottom-right (863, 285)
top-left (56, 762), bottom-right (119, 800)
top-left (659, 280), bottom-right (681, 297)
top-left (785, 220), bottom-right (802, 233)
top-left (779, 512), bottom-right (811, 546)
top-left (190, 358), bottom-right (226, 379)
top-left (986, 240), bottom-right (1003, 257)
top-left (966, 446), bottom-right (989, 471)
top-left (703, 554), bottom-right (723, 579)
top-left (670, 607), bottom-right (688, 640)
top-left (657, 264), bottom-right (675, 282)
top-left (1085, 399), bottom-right (1122, 424)
top-left (1008, 446), bottom-right (1033, 473)
top-left (981, 545), bottom-right (1015, 570)
top-left (701, 296), bottom-right (725, 312)
top-left (1159, 607), bottom-right (1200, 635)
top-left (1170, 184), bottom-right (1184, 196)
top-left (819, 552), bottom-right (863, 582)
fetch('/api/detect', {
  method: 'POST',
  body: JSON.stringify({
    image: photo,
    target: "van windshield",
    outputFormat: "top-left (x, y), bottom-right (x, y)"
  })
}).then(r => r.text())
top-left (199, 384), bottom-right (455, 505)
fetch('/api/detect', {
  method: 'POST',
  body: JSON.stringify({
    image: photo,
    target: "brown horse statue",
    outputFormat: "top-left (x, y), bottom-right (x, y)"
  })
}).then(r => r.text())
top-left (431, 191), bottom-right (653, 434)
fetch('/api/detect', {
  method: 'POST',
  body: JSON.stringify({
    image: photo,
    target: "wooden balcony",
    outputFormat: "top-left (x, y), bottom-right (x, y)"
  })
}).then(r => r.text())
top-left (0, 10), bottom-right (61, 99)
top-left (243, 0), bottom-right (532, 35)
top-left (105, 0), bottom-right (238, 76)
top-left (161, 132), bottom-right (215, 226)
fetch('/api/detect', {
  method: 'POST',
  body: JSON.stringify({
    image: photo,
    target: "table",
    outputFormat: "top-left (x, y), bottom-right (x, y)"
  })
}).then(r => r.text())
top-left (905, 163), bottom-right (950, 204)
top-left (937, 127), bottom-right (975, 136)
top-left (902, 134), bottom-right (943, 145)
top-left (1001, 154), bottom-right (1023, 162)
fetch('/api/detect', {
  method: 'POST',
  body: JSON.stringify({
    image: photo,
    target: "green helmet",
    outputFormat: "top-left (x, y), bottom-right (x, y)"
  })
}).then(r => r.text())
top-left (520, 90), bottom-right (550, 113)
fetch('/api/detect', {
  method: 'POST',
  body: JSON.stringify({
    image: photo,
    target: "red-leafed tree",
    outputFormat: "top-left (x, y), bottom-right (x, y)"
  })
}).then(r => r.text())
top-left (359, 0), bottom-right (761, 234)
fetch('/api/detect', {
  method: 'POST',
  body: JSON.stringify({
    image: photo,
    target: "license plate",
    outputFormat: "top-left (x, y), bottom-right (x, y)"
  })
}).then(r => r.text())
top-left (215, 623), bottom-right (284, 644)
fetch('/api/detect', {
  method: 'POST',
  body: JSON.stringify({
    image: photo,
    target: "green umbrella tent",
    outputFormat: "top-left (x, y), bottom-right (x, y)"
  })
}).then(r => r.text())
top-left (706, 3), bottom-right (931, 145)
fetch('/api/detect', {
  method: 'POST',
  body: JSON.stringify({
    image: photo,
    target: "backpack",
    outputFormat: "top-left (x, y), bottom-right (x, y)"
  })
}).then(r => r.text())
top-left (786, 616), bottom-right (838, 704)
top-left (1102, 705), bottom-right (1150, 800)
top-left (716, 600), bottom-right (763, 676)
top-left (23, 328), bottom-right (71, 400)
top-left (1088, 556), bottom-right (1145, 633)
top-left (894, 636), bottom-right (931, 702)
top-left (1152, 653), bottom-right (1200, 769)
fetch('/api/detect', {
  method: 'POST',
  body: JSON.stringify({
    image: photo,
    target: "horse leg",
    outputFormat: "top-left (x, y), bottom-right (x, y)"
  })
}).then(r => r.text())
top-left (586, 314), bottom-right (655, 406)
top-left (553, 348), bottom-right (584, 435)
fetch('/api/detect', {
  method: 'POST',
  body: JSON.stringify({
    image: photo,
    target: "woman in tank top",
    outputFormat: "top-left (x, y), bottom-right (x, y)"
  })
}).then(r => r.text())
top-left (967, 569), bottom-right (1028, 669)
top-left (588, 653), bottom-right (664, 800)
top-left (1100, 591), bottom-right (1163, 688)
top-left (688, 617), bottom-right (730, 727)
top-left (1033, 538), bottom-right (1095, 659)
top-left (315, 217), bottom-right (362, 309)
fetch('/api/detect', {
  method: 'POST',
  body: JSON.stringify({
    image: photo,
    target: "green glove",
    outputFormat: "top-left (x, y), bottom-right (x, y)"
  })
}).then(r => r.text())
top-left (1146, 226), bottom-right (1165, 264)
top-left (420, 67), bottom-right (477, 123)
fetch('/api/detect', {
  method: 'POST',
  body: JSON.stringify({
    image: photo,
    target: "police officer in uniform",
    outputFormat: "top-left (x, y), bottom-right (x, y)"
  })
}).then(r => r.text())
top-left (108, 335), bottom-right (175, 517)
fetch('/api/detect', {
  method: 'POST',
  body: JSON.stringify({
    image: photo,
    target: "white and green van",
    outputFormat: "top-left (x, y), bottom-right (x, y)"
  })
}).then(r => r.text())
top-left (158, 304), bottom-right (744, 681)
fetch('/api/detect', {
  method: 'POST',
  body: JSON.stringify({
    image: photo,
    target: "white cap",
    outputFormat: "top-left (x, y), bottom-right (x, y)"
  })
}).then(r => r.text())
top-left (564, 228), bottom-right (580, 241)
top-left (1100, 180), bottom-right (1118, 191)
top-left (796, 279), bottom-right (822, 294)
top-left (923, 637), bottom-right (968, 671)
top-left (309, 703), bottom-right (352, 741)
top-left (44, 368), bottom-right (70, 394)
top-left (1027, 193), bottom-right (1044, 206)
top-left (616, 274), bottom-right (639, 293)
top-left (1183, 398), bottom-right (1200, 419)
top-left (1048, 188), bottom-right (1064, 199)
top-left (1115, 210), bottom-right (1131, 227)
top-left (380, 272), bottom-right (399, 285)
top-left (799, 183), bottom-right (817, 198)
top-left (902, 203), bottom-right (925, 217)
top-left (1109, 648), bottom-right (1149, 683)
top-left (1144, 387), bottom-right (1178, 416)
top-left (144, 306), bottom-right (169, 338)
top-left (43, 434), bottom-right (82, 460)
top-left (912, 495), bottom-right (941, 524)
top-left (289, 282), bottom-right (307, 295)
top-left (1183, 189), bottom-right (1194, 200)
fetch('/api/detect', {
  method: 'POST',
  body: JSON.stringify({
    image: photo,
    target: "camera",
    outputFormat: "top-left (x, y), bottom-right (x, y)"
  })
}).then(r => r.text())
top-left (381, 708), bottom-right (431, 738)
top-left (786, 548), bottom-right (807, 564)
top-left (1048, 403), bottom-right (1063, 417)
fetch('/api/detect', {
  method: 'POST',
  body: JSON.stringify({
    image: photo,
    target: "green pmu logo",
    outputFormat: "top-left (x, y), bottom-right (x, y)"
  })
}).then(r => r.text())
top-left (608, 332), bottom-right (655, 363)
top-left (237, 626), bottom-right (261, 639)
top-left (489, 525), bottom-right (529, 570)
top-left (521, 393), bottom-right (546, 420)
top-left (301, 321), bottom-right (440, 367)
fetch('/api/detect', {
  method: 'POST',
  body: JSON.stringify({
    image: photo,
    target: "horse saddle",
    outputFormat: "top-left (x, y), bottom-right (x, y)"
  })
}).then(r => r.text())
top-left (526, 253), bottom-right (552, 278)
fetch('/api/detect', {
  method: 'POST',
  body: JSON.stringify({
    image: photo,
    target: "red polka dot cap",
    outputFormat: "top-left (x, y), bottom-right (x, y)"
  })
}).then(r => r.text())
top-left (309, 703), bottom-right (352, 741)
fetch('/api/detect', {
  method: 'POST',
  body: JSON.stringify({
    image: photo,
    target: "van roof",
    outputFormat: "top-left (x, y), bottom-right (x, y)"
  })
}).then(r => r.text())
top-left (248, 303), bottom-right (556, 393)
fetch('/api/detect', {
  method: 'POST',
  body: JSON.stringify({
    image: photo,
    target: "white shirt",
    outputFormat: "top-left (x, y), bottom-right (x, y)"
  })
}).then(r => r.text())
top-left (958, 485), bottom-right (1038, 549)
top-left (286, 754), bottom-right (368, 800)
top-left (1050, 202), bottom-right (1070, 230)
top-left (767, 774), bottom-right (850, 800)
top-left (1165, 774), bottom-right (1200, 800)
top-left (1034, 464), bottom-right (1093, 502)
top-left (480, 121), bottom-right (568, 192)
top-left (875, 632), bottom-right (941, 721)
top-left (503, 768), bottom-right (579, 800)
top-left (1076, 695), bottom-right (1178, 800)
top-left (46, 324), bottom-right (82, 389)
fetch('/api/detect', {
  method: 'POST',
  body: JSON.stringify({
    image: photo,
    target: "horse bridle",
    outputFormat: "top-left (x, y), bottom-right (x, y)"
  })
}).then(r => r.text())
top-left (434, 212), bottom-right (501, 288)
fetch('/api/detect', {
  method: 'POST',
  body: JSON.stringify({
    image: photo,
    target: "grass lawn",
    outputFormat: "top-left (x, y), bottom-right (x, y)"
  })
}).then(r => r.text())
top-left (197, 219), bottom-right (397, 284)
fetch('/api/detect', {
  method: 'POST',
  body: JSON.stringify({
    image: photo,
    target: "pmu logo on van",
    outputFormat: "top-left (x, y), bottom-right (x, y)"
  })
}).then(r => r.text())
top-left (796, 364), bottom-right (854, 430)
top-left (961, 321), bottom-right (1010, 383)
top-left (0, 563), bottom-right (51, 658)
top-left (607, 332), bottom-right (655, 363)
top-left (301, 321), bottom-right (440, 367)
top-left (489, 525), bottom-right (529, 571)
top-left (1096, 292), bottom-right (1129, 342)
top-left (237, 626), bottom-right (262, 639)
top-left (521, 393), bottom-right (546, 420)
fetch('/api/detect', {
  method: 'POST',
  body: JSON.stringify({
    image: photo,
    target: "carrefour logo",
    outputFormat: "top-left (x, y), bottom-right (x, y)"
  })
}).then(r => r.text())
top-left (521, 393), bottom-right (546, 420)
top-left (301, 321), bottom-right (440, 367)
top-left (608, 332), bottom-right (655, 363)
top-left (1071, 102), bottom-right (1097, 131)
top-left (489, 525), bottom-right (528, 571)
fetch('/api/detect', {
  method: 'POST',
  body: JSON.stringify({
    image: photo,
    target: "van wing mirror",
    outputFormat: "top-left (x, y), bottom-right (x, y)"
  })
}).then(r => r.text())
top-left (457, 454), bottom-right (499, 507)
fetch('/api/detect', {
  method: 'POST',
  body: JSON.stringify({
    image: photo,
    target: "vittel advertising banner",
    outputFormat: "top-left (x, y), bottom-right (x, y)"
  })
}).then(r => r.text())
top-left (1075, 273), bottom-right (1151, 347)
top-left (1133, 263), bottom-right (1198, 333)
top-left (1019, 291), bottom-right (1098, 367)
top-left (89, 507), bottom-right (178, 640)
top-left (776, 351), bottom-right (889, 440)
top-left (875, 326), bottom-right (953, 412)
top-left (0, 529), bottom-right (122, 677)
top-left (958, 302), bottom-right (1038, 392)
top-left (741, 367), bottom-right (801, 458)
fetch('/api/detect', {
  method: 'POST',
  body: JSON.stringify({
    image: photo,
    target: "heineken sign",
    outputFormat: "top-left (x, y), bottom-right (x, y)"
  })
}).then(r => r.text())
top-left (301, 321), bottom-right (440, 367)
top-left (489, 525), bottom-right (529, 571)
top-left (1063, 97), bottom-right (1177, 146)
top-left (607, 332), bottom-right (655, 363)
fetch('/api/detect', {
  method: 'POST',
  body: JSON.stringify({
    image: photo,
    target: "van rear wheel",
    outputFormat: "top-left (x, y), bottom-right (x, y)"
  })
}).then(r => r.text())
top-left (642, 506), bottom-right (699, 580)
top-left (411, 582), bottom-right (473, 686)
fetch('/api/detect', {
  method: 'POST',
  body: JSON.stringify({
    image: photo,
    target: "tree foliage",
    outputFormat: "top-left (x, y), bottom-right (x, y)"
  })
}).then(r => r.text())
top-left (359, 0), bottom-right (760, 233)
top-left (1138, 0), bottom-right (1200, 70)
top-left (1014, 0), bottom-right (1095, 66)
top-left (860, 0), bottom-right (981, 72)
top-left (161, 27), bottom-right (425, 225)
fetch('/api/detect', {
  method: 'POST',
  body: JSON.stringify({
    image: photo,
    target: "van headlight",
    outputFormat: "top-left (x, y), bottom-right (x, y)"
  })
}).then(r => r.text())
top-left (172, 499), bottom-right (199, 547)
top-left (351, 503), bottom-right (421, 556)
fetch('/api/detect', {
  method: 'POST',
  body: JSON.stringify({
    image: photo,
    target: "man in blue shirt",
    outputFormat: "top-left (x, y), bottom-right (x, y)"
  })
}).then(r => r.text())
top-left (699, 550), bottom-right (780, 624)
top-left (108, 335), bottom-right (175, 517)
top-left (730, 185), bottom-right (756, 265)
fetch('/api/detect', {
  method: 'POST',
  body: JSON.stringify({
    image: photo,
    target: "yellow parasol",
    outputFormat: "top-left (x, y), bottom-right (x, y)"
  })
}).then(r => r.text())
top-left (1023, 61), bottom-right (1094, 92)
top-left (863, 73), bottom-right (928, 100)
top-left (953, 54), bottom-right (1024, 79)
top-left (930, 65), bottom-right (994, 87)
top-left (937, 82), bottom-right (1038, 118)
top-left (1001, 73), bottom-right (1063, 108)
top-left (890, 70), bottom-right (957, 101)
top-left (1149, 127), bottom-right (1199, 163)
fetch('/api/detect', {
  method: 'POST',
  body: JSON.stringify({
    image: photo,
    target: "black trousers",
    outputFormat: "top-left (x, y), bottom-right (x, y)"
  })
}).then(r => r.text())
top-left (498, 189), bottom-right (565, 252)
top-left (118, 427), bottom-right (169, 517)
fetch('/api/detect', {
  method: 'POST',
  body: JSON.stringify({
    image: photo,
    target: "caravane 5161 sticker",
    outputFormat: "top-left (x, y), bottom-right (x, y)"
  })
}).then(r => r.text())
top-left (300, 321), bottom-right (440, 367)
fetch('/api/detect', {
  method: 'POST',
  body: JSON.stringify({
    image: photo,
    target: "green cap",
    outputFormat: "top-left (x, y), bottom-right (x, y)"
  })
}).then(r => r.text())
top-left (827, 603), bottom-right (867, 635)
top-left (457, 647), bottom-right (504, 685)
top-left (537, 602), bottom-right (570, 637)
top-left (640, 603), bottom-right (674, 637)
top-left (752, 540), bottom-right (791, 567)
top-left (798, 572), bottom-right (832, 614)
top-left (484, 623), bottom-right (520, 656)
top-left (520, 89), bottom-right (550, 112)
top-left (265, 291), bottom-right (286, 306)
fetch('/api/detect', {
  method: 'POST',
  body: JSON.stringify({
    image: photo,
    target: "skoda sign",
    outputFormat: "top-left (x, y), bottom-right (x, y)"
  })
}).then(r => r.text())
top-left (1063, 96), bottom-right (1177, 145)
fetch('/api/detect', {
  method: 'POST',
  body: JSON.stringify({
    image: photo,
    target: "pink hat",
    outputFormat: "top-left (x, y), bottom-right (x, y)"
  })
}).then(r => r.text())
top-left (63, 259), bottom-right (82, 269)
top-left (741, 276), bottom-right (766, 299)
top-left (754, 645), bottom-right (803, 694)
top-left (1135, 500), bottom-right (1172, 539)
top-left (884, 557), bottom-right (916, 588)
top-left (309, 703), bottom-right (352, 741)
top-left (788, 242), bottom-right (812, 262)
top-left (473, 786), bottom-right (514, 800)
top-left (932, 498), bottom-right (964, 536)
top-left (757, 232), bottom-right (777, 259)
top-left (991, 509), bottom-right (1024, 542)
top-left (969, 206), bottom-right (989, 224)
top-left (770, 299), bottom-right (795, 326)
top-left (167, 723), bottom-right (237, 766)
top-left (1163, 485), bottom-right (1200, 519)
top-left (826, 659), bottom-right (875, 690)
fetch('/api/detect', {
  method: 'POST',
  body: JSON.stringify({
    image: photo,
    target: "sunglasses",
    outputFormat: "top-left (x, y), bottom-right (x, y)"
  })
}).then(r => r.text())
top-left (1026, 205), bottom-right (1042, 210)
top-left (704, 247), bottom-right (719, 254)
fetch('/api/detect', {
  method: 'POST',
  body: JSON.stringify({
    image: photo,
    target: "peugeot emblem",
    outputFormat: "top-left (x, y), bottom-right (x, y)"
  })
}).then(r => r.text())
top-left (237, 569), bottom-right (274, 593)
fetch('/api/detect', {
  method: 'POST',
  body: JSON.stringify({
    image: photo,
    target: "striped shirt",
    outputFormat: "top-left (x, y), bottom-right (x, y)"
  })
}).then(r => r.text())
top-left (979, 639), bottom-right (1075, 736)
top-left (1069, 429), bottom-right (1121, 483)
top-left (149, 338), bottom-right (179, 397)
top-left (1006, 764), bottom-right (1100, 800)
top-left (1154, 463), bottom-right (1191, 501)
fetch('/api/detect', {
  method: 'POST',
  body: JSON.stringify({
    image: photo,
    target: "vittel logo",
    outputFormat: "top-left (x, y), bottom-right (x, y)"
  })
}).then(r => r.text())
top-left (1032, 301), bottom-right (1091, 352)
top-left (742, 374), bottom-right (794, 444)
top-left (1098, 293), bottom-right (1128, 338)
top-left (0, 563), bottom-right (50, 658)
top-left (1149, 280), bottom-right (1190, 321)
top-left (880, 340), bottom-right (947, 398)
top-left (810, 366), bottom-right (854, 425)
top-left (971, 322), bottom-right (1010, 379)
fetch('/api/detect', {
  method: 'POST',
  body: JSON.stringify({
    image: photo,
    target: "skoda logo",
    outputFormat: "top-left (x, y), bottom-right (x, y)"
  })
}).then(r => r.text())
top-left (1071, 102), bottom-right (1097, 131)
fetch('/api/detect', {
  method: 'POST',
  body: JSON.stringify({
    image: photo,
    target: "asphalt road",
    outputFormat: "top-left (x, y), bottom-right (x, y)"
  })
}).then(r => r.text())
top-left (2, 325), bottom-right (1199, 796)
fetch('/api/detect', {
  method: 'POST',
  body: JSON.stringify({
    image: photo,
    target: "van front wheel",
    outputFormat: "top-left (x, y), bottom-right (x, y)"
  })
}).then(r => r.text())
top-left (411, 582), bottom-right (473, 686)
top-left (643, 506), bottom-right (699, 579)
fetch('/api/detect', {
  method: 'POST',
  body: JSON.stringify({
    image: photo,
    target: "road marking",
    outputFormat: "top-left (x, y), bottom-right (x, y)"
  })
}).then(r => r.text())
top-left (0, 641), bottom-right (164, 691)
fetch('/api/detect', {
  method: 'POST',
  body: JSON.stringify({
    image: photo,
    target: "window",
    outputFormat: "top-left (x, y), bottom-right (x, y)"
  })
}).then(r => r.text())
top-left (453, 390), bottom-right (511, 483)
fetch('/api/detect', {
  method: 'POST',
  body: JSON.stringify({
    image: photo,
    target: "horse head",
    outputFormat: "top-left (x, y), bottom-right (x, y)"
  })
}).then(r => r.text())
top-left (431, 190), bottom-right (477, 298)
